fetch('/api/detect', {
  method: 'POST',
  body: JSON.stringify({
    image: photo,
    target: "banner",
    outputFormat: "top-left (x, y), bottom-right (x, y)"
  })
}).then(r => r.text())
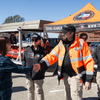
top-left (44, 22), bottom-right (100, 33)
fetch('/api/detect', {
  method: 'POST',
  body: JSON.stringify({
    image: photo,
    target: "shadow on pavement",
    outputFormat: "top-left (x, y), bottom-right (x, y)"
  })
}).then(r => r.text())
top-left (83, 97), bottom-right (98, 100)
top-left (12, 86), bottom-right (27, 93)
top-left (12, 75), bottom-right (25, 78)
top-left (45, 75), bottom-right (54, 77)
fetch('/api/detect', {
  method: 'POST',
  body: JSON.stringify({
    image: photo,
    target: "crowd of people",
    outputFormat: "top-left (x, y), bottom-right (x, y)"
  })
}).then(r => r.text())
top-left (0, 24), bottom-right (100, 100)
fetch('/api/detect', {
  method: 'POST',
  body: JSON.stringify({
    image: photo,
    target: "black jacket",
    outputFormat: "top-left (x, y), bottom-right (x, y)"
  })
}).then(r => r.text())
top-left (93, 45), bottom-right (100, 71)
top-left (22, 45), bottom-right (46, 80)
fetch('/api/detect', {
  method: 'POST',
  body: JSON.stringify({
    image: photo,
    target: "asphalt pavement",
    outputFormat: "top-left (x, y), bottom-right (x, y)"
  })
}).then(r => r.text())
top-left (11, 65), bottom-right (98, 100)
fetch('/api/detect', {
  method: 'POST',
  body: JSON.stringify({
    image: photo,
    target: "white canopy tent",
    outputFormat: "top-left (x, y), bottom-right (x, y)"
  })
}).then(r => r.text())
top-left (0, 20), bottom-right (53, 65)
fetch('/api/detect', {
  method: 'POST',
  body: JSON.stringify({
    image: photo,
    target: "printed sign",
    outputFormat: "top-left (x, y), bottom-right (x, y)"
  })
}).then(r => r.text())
top-left (73, 11), bottom-right (94, 21)
top-left (78, 32), bottom-right (100, 42)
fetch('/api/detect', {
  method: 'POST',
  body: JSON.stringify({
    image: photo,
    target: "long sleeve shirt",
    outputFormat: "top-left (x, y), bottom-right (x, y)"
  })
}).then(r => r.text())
top-left (0, 55), bottom-right (33, 100)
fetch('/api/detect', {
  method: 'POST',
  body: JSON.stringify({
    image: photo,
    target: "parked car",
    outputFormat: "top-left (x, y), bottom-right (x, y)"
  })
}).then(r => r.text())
top-left (89, 42), bottom-right (100, 49)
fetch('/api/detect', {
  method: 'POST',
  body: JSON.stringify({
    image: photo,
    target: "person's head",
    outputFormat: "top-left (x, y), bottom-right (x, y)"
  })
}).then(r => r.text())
top-left (61, 24), bottom-right (76, 41)
top-left (79, 33), bottom-right (88, 41)
top-left (42, 38), bottom-right (47, 44)
top-left (31, 34), bottom-right (41, 46)
top-left (0, 36), bottom-right (11, 55)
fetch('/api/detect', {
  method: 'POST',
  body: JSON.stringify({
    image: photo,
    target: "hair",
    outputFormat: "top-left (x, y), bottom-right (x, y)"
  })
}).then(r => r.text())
top-left (0, 36), bottom-right (10, 55)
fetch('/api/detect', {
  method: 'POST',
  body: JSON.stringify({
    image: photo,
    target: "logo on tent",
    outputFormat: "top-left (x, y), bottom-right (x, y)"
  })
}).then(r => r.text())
top-left (73, 11), bottom-right (94, 21)
top-left (79, 24), bottom-right (85, 29)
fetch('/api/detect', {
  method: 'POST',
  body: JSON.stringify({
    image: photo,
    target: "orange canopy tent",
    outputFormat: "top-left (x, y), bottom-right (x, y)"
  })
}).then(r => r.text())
top-left (44, 3), bottom-right (100, 33)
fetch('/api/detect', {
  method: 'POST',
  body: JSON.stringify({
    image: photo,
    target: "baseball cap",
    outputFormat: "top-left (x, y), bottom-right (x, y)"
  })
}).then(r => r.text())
top-left (31, 34), bottom-right (41, 42)
top-left (61, 24), bottom-right (76, 33)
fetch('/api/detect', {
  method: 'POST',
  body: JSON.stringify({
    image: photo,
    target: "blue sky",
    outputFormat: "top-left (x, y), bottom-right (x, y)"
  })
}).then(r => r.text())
top-left (0, 0), bottom-right (100, 38)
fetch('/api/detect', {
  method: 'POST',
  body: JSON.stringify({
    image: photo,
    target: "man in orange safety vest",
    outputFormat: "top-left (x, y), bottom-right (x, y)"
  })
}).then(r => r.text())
top-left (34, 24), bottom-right (94, 100)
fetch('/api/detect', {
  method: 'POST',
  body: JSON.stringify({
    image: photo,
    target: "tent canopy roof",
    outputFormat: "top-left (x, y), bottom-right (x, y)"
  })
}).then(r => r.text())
top-left (0, 20), bottom-right (53, 33)
top-left (49, 3), bottom-right (100, 25)
top-left (44, 3), bottom-right (100, 32)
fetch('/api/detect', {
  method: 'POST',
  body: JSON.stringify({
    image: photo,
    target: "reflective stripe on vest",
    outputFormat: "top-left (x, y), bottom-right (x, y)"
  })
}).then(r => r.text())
top-left (51, 50), bottom-right (59, 58)
top-left (59, 41), bottom-right (62, 51)
top-left (78, 70), bottom-right (94, 78)
top-left (42, 58), bottom-right (50, 66)
top-left (58, 41), bottom-right (64, 76)
top-left (58, 71), bottom-right (61, 76)
top-left (80, 39), bottom-right (83, 50)
top-left (83, 55), bottom-right (92, 60)
top-left (71, 39), bottom-right (84, 77)
top-left (71, 39), bottom-right (83, 62)
top-left (58, 41), bottom-right (64, 61)
top-left (51, 41), bottom-right (63, 60)
top-left (86, 71), bottom-right (94, 75)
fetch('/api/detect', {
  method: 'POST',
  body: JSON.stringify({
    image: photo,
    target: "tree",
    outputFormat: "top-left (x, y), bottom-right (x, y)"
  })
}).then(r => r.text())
top-left (3, 15), bottom-right (25, 24)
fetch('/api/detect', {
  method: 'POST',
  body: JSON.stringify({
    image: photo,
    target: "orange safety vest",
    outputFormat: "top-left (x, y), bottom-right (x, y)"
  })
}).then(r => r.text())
top-left (41, 35), bottom-right (94, 83)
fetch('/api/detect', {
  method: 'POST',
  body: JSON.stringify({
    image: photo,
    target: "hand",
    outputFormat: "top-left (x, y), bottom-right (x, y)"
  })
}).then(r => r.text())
top-left (85, 82), bottom-right (91, 90)
top-left (33, 64), bottom-right (41, 72)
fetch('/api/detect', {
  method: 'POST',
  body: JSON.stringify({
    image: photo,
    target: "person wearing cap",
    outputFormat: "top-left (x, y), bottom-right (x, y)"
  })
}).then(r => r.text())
top-left (41, 39), bottom-right (51, 54)
top-left (34, 24), bottom-right (94, 100)
top-left (22, 33), bottom-right (46, 100)
top-left (45, 39), bottom-right (51, 54)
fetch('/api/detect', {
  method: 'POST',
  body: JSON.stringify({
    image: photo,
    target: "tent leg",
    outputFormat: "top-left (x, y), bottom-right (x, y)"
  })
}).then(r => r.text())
top-left (43, 32), bottom-right (48, 39)
top-left (17, 27), bottom-right (22, 62)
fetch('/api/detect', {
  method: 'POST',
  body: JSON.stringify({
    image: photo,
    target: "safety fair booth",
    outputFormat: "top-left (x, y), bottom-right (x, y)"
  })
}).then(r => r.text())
top-left (44, 3), bottom-right (100, 42)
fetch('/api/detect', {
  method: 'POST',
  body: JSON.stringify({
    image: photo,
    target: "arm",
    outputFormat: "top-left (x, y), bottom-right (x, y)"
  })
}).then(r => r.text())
top-left (3, 58), bottom-right (33, 74)
top-left (82, 41), bottom-right (94, 90)
top-left (82, 41), bottom-right (94, 82)
top-left (92, 47), bottom-right (98, 64)
top-left (40, 42), bottom-right (60, 68)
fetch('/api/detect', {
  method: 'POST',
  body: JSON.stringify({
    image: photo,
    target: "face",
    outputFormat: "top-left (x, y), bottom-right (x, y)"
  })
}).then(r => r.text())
top-left (32, 39), bottom-right (41, 46)
top-left (82, 36), bottom-right (87, 41)
top-left (6, 42), bottom-right (11, 53)
top-left (62, 31), bottom-right (74, 41)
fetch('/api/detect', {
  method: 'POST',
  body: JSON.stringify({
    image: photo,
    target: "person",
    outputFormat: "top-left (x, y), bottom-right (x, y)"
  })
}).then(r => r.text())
top-left (92, 44), bottom-right (100, 100)
top-left (41, 38), bottom-right (47, 50)
top-left (0, 36), bottom-right (40, 100)
top-left (23, 34), bottom-right (46, 100)
top-left (45, 39), bottom-right (51, 54)
top-left (35, 24), bottom-right (94, 100)
top-left (10, 33), bottom-right (17, 44)
top-left (89, 44), bottom-right (97, 83)
top-left (41, 39), bottom-right (51, 54)
top-left (79, 33), bottom-right (88, 41)
top-left (89, 44), bottom-right (95, 56)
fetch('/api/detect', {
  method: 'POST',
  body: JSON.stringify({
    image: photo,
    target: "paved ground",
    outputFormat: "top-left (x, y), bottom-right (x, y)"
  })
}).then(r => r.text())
top-left (11, 65), bottom-right (98, 100)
